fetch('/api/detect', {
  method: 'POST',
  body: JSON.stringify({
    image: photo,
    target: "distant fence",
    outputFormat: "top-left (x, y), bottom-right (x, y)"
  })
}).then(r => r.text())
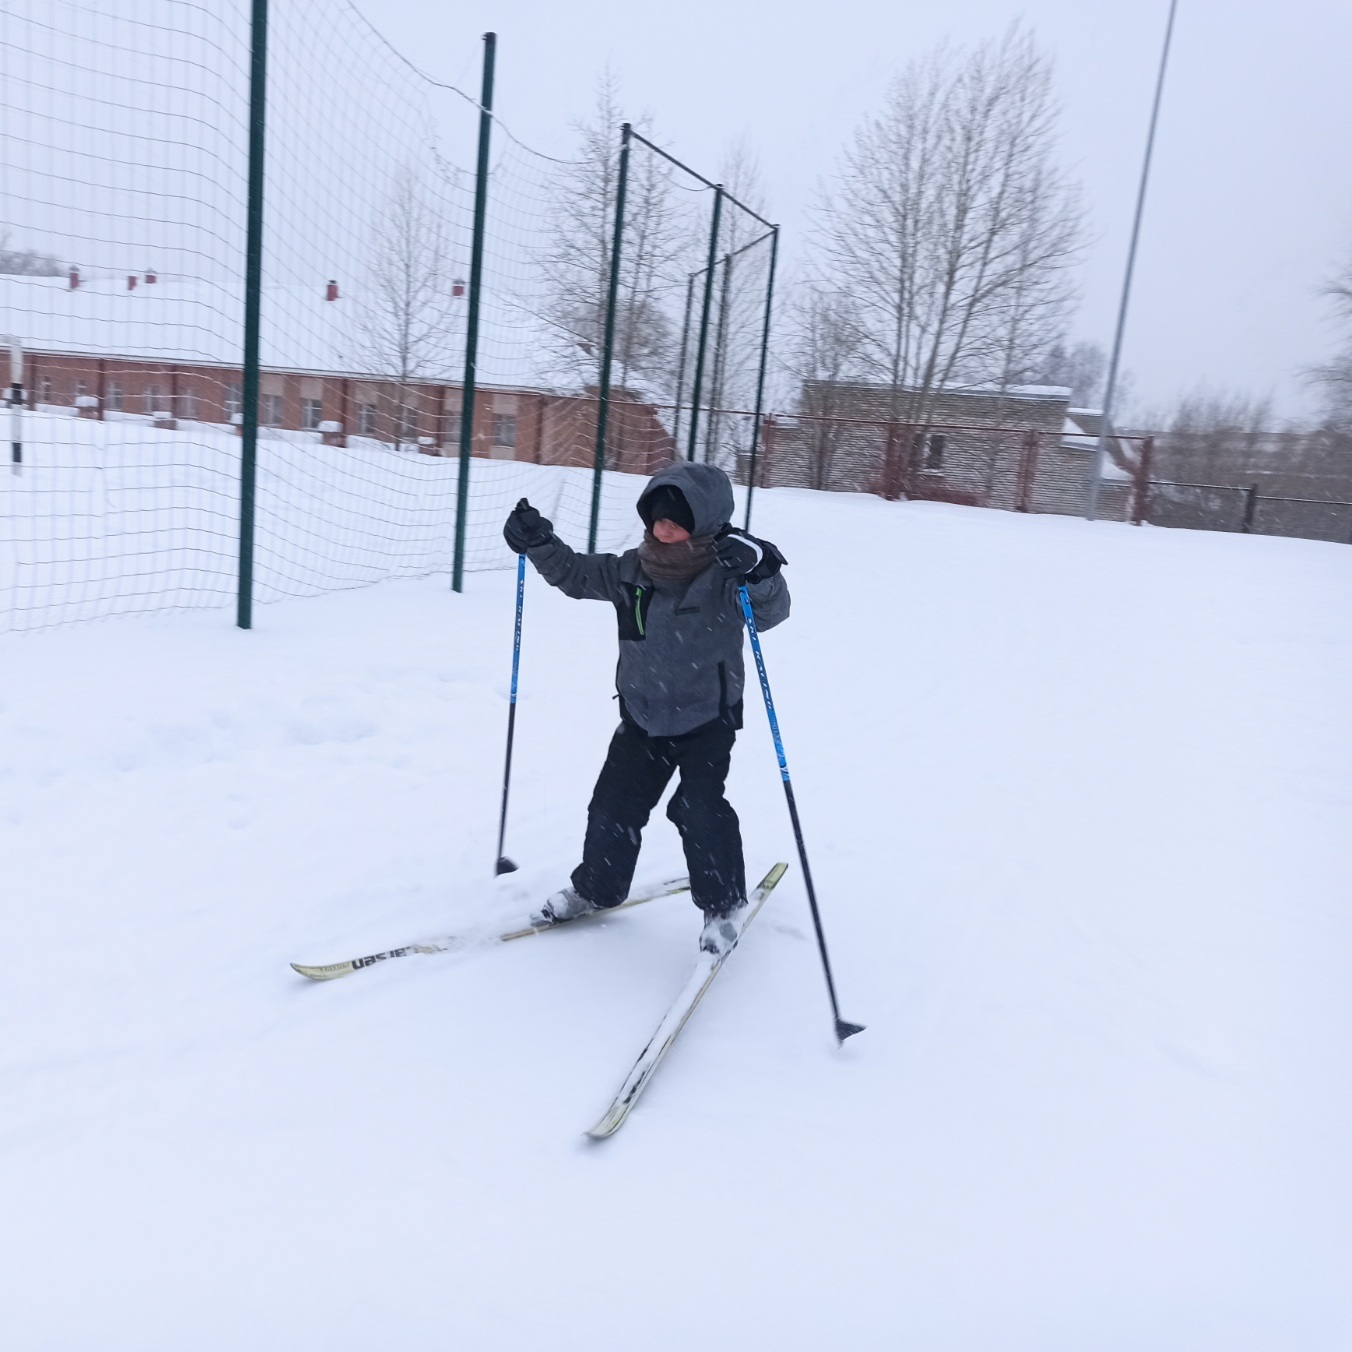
top-left (749, 414), bottom-right (1352, 546)
top-left (1142, 479), bottom-right (1352, 544)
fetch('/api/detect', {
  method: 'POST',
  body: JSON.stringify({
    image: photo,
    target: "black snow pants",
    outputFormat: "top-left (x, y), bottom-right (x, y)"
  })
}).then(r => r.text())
top-left (571, 715), bottom-right (746, 916)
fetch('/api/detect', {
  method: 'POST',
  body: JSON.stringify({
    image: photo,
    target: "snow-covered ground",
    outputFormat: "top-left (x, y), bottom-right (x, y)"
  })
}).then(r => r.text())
top-left (0, 409), bottom-right (645, 632)
top-left (3, 482), bottom-right (1349, 1350)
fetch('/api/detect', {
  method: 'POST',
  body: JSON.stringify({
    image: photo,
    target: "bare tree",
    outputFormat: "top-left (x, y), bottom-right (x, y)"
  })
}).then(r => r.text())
top-left (347, 166), bottom-right (460, 449)
top-left (1146, 385), bottom-right (1275, 484)
top-left (542, 74), bottom-right (688, 399)
top-left (1140, 380), bottom-right (1352, 503)
top-left (1033, 338), bottom-right (1107, 407)
top-left (0, 231), bottom-right (63, 276)
top-left (811, 25), bottom-right (1084, 428)
top-left (784, 285), bottom-right (864, 490)
top-left (1309, 254), bottom-right (1352, 430)
top-left (718, 139), bottom-right (768, 235)
top-left (1169, 388), bottom-right (1274, 438)
top-left (703, 140), bottom-right (776, 471)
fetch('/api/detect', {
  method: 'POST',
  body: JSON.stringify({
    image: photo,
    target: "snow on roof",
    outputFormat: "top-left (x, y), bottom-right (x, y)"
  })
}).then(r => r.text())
top-left (1060, 412), bottom-right (1131, 478)
top-left (1004, 384), bottom-right (1073, 400)
top-left (817, 378), bottom-right (1075, 403)
top-left (0, 274), bottom-right (554, 392)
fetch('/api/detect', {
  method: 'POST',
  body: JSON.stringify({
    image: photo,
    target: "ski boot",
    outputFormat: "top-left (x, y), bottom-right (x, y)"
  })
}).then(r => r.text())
top-left (533, 886), bottom-right (601, 928)
top-left (699, 900), bottom-right (749, 957)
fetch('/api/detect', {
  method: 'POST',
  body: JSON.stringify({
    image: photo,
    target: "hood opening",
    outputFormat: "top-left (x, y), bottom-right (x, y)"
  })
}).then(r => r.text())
top-left (637, 461), bottom-right (735, 538)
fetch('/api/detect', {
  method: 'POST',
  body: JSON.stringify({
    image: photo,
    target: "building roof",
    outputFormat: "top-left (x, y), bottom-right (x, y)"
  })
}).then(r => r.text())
top-left (0, 274), bottom-right (557, 393)
top-left (1061, 409), bottom-right (1132, 479)
top-left (805, 378), bottom-right (1074, 403)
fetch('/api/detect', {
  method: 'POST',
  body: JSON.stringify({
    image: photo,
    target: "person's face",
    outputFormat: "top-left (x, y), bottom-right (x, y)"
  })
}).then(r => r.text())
top-left (652, 518), bottom-right (691, 544)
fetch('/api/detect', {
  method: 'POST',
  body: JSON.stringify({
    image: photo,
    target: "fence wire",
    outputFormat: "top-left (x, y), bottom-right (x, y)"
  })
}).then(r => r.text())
top-left (606, 134), bottom-right (776, 484)
top-left (1, 0), bottom-right (251, 630)
top-left (0, 1), bottom-right (655, 635)
top-left (5, 5), bottom-right (1344, 637)
top-left (1145, 481), bottom-right (1352, 543)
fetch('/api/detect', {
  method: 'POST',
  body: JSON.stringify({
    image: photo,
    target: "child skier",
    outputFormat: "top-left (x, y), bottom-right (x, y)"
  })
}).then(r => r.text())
top-left (502, 462), bottom-right (789, 955)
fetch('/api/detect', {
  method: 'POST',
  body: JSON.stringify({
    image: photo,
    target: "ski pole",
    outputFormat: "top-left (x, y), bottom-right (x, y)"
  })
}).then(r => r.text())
top-left (738, 585), bottom-right (864, 1045)
top-left (494, 553), bottom-right (526, 876)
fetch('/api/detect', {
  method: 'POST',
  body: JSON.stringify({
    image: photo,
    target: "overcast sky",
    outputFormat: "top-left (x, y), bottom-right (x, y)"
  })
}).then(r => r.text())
top-left (366, 0), bottom-right (1352, 421)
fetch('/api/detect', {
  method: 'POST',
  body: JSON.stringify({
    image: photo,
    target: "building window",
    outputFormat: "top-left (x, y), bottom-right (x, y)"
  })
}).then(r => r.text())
top-left (923, 433), bottom-right (945, 472)
top-left (397, 404), bottom-right (419, 441)
top-left (358, 403), bottom-right (377, 436)
top-left (492, 413), bottom-right (518, 449)
top-left (39, 378), bottom-right (53, 403)
top-left (301, 398), bottom-right (323, 430)
top-left (75, 380), bottom-right (88, 398)
top-left (108, 382), bottom-right (124, 411)
top-left (225, 383), bottom-right (242, 419)
top-left (181, 391), bottom-right (198, 420)
top-left (144, 385), bottom-right (161, 414)
top-left (261, 393), bottom-right (284, 426)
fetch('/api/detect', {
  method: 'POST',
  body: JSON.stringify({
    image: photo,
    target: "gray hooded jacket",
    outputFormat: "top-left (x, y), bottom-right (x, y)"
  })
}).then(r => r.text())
top-left (525, 462), bottom-right (790, 737)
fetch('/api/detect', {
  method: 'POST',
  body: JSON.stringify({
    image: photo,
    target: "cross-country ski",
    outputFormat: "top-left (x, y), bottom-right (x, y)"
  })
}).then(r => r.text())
top-left (587, 862), bottom-right (788, 1139)
top-left (289, 874), bottom-right (691, 981)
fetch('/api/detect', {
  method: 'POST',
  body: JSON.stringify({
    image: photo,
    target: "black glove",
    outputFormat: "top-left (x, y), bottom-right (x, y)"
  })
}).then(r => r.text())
top-left (503, 498), bottom-right (554, 554)
top-left (713, 525), bottom-right (786, 583)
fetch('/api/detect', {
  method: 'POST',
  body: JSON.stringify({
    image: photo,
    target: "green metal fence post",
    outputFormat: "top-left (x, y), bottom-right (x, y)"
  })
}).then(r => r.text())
top-left (671, 270), bottom-right (696, 453)
top-left (452, 31), bottom-right (496, 593)
top-left (587, 122), bottom-right (632, 554)
top-left (236, 0), bottom-right (268, 630)
top-left (706, 251), bottom-right (732, 464)
top-left (743, 224), bottom-right (779, 530)
top-left (685, 186), bottom-right (723, 461)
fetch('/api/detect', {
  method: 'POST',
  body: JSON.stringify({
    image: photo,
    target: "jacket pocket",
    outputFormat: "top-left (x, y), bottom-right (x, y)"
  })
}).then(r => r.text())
top-left (615, 584), bottom-right (653, 641)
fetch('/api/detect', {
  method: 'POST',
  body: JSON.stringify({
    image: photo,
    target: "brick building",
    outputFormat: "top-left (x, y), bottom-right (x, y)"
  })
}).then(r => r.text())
top-left (2, 274), bottom-right (675, 475)
top-left (753, 381), bottom-right (1136, 520)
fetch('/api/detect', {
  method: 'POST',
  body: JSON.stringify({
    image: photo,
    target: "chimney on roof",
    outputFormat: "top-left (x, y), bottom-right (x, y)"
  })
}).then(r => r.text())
top-left (452, 278), bottom-right (466, 298)
top-left (145, 270), bottom-right (157, 284)
top-left (325, 280), bottom-right (339, 301)
top-left (69, 267), bottom-right (80, 290)
top-left (127, 275), bottom-right (137, 291)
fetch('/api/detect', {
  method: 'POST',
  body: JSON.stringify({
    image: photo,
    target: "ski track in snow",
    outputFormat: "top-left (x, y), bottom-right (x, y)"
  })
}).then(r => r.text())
top-left (2, 479), bottom-right (1350, 1350)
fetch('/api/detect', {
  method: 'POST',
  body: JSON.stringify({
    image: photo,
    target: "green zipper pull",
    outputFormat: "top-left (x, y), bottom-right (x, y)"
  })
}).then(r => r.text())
top-left (634, 587), bottom-right (645, 637)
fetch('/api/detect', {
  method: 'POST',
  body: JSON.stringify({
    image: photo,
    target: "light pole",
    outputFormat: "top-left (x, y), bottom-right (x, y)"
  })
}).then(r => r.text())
top-left (1087, 0), bottom-right (1179, 521)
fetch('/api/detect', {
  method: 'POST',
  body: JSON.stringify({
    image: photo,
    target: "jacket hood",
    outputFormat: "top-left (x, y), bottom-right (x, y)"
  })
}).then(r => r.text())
top-left (637, 462), bottom-right (735, 538)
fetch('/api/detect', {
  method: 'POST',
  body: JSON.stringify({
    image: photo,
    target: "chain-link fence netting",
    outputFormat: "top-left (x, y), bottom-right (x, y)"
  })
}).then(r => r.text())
top-left (2, 0), bottom-right (252, 629)
top-left (1144, 481), bottom-right (1251, 534)
top-left (1145, 480), bottom-right (1352, 543)
top-left (589, 132), bottom-right (776, 489)
top-left (0, 2), bottom-right (673, 634)
top-left (1250, 494), bottom-right (1352, 543)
